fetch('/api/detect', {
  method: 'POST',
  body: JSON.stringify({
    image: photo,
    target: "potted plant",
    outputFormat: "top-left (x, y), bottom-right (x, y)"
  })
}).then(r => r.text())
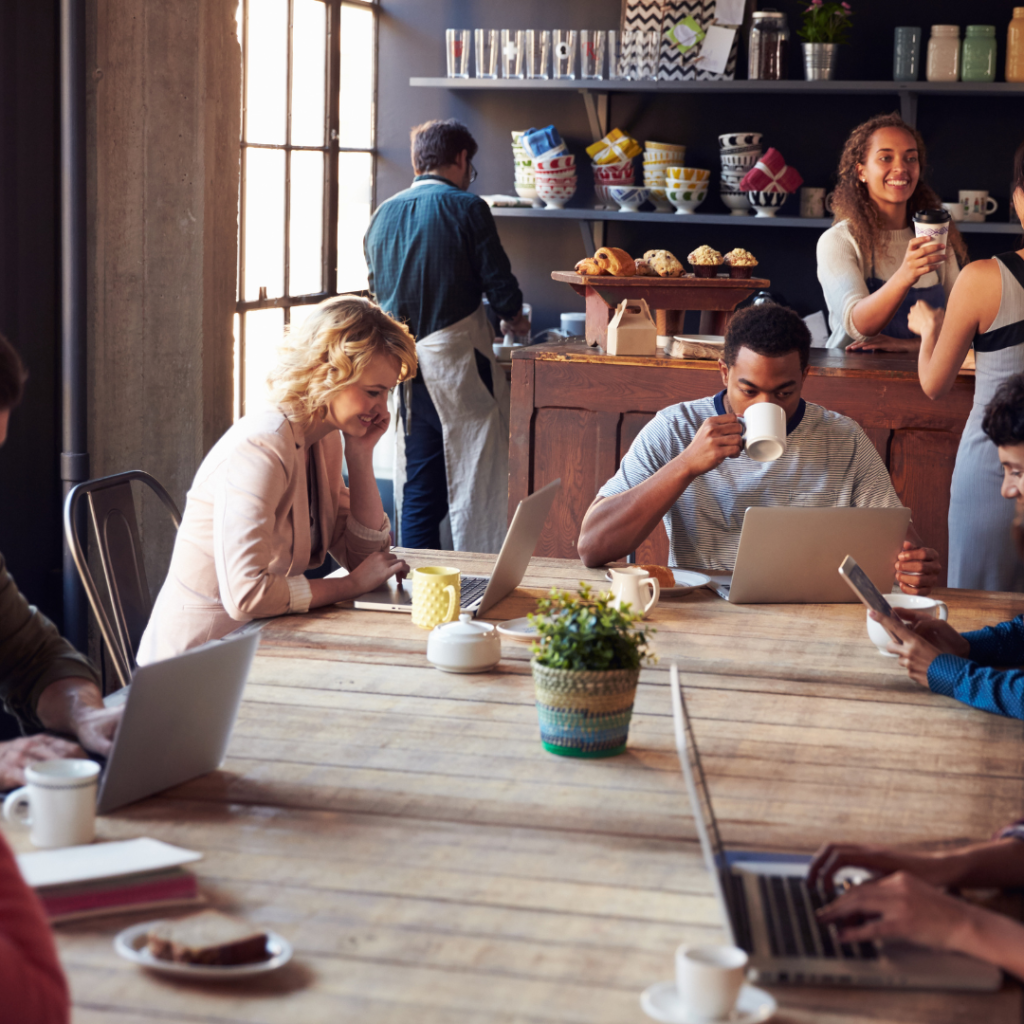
top-left (528, 583), bottom-right (655, 758)
top-left (796, 0), bottom-right (852, 80)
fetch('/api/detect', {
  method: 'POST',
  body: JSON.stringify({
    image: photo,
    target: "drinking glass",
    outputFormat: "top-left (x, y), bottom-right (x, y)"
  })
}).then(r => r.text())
top-left (553, 30), bottom-right (578, 79)
top-left (525, 30), bottom-right (551, 79)
top-left (638, 29), bottom-right (660, 80)
top-left (580, 30), bottom-right (606, 79)
top-left (501, 29), bottom-right (525, 78)
top-left (607, 30), bottom-right (625, 79)
top-left (446, 29), bottom-right (470, 78)
top-left (475, 28), bottom-right (499, 78)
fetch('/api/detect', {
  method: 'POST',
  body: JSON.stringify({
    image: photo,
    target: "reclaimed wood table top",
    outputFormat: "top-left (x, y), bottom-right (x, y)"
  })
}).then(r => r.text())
top-left (7, 552), bottom-right (1024, 1023)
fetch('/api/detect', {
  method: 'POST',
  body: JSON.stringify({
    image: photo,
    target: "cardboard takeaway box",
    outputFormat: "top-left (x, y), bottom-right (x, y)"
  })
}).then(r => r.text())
top-left (606, 298), bottom-right (657, 357)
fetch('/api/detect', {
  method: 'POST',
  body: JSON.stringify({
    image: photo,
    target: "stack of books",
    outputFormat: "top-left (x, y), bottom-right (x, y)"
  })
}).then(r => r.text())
top-left (17, 837), bottom-right (204, 923)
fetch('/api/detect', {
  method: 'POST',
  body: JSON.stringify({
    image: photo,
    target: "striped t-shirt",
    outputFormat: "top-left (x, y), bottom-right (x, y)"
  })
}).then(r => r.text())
top-left (597, 392), bottom-right (902, 572)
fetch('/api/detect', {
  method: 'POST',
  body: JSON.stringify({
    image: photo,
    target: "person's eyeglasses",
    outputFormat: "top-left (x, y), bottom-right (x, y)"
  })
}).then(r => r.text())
top-left (468, 160), bottom-right (478, 184)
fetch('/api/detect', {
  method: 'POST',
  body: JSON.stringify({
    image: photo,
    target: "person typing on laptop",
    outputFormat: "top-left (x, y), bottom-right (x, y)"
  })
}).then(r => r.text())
top-left (0, 334), bottom-right (122, 790)
top-left (577, 303), bottom-right (941, 594)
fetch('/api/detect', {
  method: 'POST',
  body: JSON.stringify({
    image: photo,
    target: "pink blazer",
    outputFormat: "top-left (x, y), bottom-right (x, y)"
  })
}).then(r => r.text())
top-left (137, 410), bottom-right (390, 663)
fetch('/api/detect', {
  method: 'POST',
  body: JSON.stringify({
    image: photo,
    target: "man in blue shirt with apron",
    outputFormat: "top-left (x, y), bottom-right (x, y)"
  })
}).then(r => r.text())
top-left (364, 119), bottom-right (528, 553)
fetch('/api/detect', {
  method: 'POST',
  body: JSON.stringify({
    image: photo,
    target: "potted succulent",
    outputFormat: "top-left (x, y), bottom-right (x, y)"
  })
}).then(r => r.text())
top-left (529, 583), bottom-right (655, 758)
top-left (797, 0), bottom-right (852, 80)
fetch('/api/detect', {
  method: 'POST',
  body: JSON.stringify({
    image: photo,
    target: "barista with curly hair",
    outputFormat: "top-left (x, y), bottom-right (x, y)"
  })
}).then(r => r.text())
top-left (817, 112), bottom-right (967, 352)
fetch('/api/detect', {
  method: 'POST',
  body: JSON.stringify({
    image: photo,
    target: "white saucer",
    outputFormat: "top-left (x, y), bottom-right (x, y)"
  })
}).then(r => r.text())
top-left (495, 616), bottom-right (538, 643)
top-left (114, 919), bottom-right (293, 980)
top-left (604, 568), bottom-right (712, 595)
top-left (640, 981), bottom-right (777, 1024)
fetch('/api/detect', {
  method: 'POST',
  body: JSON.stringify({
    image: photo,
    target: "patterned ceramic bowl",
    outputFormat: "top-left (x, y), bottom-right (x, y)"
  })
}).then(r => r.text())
top-left (535, 178), bottom-right (577, 209)
top-left (718, 132), bottom-right (763, 151)
top-left (747, 189), bottom-right (789, 217)
top-left (720, 189), bottom-right (751, 215)
top-left (666, 166), bottom-right (711, 185)
top-left (594, 163), bottom-right (636, 185)
top-left (666, 186), bottom-right (707, 214)
top-left (721, 150), bottom-right (761, 170)
top-left (514, 182), bottom-right (540, 202)
top-left (608, 185), bottom-right (650, 212)
top-left (535, 155), bottom-right (576, 173)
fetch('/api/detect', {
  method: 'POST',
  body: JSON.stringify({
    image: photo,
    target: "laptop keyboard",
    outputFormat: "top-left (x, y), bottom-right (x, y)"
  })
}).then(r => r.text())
top-left (460, 575), bottom-right (490, 608)
top-left (757, 874), bottom-right (878, 961)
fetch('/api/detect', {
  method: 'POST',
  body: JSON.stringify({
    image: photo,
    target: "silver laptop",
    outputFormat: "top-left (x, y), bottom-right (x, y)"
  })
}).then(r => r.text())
top-left (96, 633), bottom-right (258, 814)
top-left (669, 664), bottom-right (1001, 990)
top-left (709, 506), bottom-right (912, 603)
top-left (353, 478), bottom-right (561, 617)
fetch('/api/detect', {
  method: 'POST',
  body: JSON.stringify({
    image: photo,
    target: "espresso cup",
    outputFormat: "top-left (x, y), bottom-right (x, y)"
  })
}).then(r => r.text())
top-left (410, 566), bottom-right (461, 630)
top-left (676, 943), bottom-right (748, 1020)
top-left (608, 566), bottom-right (659, 617)
top-left (866, 593), bottom-right (948, 657)
top-left (960, 190), bottom-right (999, 223)
top-left (741, 402), bottom-right (786, 462)
top-left (2, 758), bottom-right (99, 848)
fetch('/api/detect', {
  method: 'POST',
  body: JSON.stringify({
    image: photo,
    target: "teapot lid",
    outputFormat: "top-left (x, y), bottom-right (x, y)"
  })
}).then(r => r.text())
top-left (432, 612), bottom-right (496, 641)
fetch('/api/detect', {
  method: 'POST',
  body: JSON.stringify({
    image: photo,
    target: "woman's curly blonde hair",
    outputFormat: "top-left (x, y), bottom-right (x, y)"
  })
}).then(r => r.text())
top-left (831, 112), bottom-right (968, 269)
top-left (267, 295), bottom-right (417, 428)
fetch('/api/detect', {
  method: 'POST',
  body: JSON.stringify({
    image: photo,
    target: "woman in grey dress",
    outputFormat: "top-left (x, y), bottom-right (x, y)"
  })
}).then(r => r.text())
top-left (910, 141), bottom-right (1024, 591)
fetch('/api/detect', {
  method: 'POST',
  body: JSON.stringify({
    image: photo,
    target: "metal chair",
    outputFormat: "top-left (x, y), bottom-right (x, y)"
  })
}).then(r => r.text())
top-left (64, 471), bottom-right (181, 691)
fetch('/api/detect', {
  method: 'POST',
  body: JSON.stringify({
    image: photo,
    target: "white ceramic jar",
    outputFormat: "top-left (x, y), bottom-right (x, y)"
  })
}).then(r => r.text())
top-left (926, 25), bottom-right (961, 81)
top-left (426, 613), bottom-right (502, 674)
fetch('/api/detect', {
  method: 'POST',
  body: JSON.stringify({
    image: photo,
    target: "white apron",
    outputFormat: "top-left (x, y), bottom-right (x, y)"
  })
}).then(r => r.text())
top-left (395, 303), bottom-right (510, 553)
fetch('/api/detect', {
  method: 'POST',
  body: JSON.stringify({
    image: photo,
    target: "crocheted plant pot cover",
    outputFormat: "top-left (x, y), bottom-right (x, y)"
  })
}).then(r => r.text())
top-left (531, 660), bottom-right (641, 758)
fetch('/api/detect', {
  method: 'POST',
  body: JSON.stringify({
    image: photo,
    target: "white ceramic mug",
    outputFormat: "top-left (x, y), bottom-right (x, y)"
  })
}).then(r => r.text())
top-left (676, 943), bottom-right (748, 1020)
top-left (942, 201), bottom-right (965, 222)
top-left (960, 190), bottom-right (999, 222)
top-left (608, 566), bottom-right (659, 617)
top-left (800, 186), bottom-right (826, 218)
top-left (741, 402), bottom-right (786, 462)
top-left (866, 594), bottom-right (948, 657)
top-left (2, 758), bottom-right (99, 848)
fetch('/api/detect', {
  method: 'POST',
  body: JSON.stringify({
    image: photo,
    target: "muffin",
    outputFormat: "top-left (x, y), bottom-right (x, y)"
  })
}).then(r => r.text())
top-left (687, 245), bottom-right (724, 279)
top-left (723, 248), bottom-right (758, 279)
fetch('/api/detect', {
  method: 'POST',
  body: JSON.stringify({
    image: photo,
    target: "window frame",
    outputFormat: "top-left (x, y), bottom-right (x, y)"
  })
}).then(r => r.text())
top-left (235, 0), bottom-right (378, 415)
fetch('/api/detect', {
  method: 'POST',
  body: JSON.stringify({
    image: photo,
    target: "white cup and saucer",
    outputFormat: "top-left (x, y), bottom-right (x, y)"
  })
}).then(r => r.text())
top-left (866, 594), bottom-right (948, 656)
top-left (740, 403), bottom-right (786, 463)
top-left (640, 944), bottom-right (777, 1023)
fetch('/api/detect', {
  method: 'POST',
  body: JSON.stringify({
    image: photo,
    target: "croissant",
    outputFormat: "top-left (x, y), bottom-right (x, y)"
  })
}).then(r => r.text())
top-left (593, 246), bottom-right (636, 276)
top-left (575, 257), bottom-right (607, 276)
top-left (634, 259), bottom-right (658, 276)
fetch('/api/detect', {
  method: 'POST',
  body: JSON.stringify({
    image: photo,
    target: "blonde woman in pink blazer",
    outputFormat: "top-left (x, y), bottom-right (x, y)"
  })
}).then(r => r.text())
top-left (137, 296), bottom-right (416, 663)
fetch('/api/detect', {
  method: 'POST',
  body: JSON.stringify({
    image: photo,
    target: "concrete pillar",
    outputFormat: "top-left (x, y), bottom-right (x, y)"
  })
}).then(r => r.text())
top-left (86, 0), bottom-right (240, 585)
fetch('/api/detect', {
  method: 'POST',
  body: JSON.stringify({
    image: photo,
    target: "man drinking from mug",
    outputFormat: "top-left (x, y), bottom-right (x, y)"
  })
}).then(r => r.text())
top-left (577, 304), bottom-right (941, 593)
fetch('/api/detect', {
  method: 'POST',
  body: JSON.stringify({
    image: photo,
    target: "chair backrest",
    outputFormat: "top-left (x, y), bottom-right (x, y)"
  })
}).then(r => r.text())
top-left (64, 471), bottom-right (182, 691)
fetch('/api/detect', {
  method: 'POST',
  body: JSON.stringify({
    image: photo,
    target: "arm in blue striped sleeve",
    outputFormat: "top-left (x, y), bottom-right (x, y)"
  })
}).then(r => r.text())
top-left (962, 615), bottom-right (1024, 667)
top-left (928, 653), bottom-right (1024, 719)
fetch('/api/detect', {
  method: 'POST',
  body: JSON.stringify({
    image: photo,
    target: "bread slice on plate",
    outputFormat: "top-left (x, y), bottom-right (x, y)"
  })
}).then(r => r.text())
top-left (147, 910), bottom-right (269, 966)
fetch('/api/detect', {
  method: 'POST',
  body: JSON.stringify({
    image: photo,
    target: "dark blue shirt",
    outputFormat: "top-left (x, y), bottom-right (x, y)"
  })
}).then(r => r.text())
top-left (928, 615), bottom-right (1024, 718)
top-left (364, 175), bottom-right (523, 341)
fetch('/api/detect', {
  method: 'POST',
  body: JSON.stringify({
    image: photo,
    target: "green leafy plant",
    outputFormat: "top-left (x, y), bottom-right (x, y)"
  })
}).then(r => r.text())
top-left (796, 0), bottom-right (852, 45)
top-left (529, 583), bottom-right (656, 672)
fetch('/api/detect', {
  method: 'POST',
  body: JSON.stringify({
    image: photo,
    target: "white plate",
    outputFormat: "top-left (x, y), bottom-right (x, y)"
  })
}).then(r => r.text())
top-left (641, 981), bottom-right (777, 1024)
top-left (604, 569), bottom-right (712, 595)
top-left (495, 617), bottom-right (539, 643)
top-left (671, 334), bottom-right (725, 346)
top-left (114, 919), bottom-right (293, 979)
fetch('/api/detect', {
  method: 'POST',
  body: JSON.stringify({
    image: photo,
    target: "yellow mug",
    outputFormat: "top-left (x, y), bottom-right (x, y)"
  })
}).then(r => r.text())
top-left (411, 566), bottom-right (461, 630)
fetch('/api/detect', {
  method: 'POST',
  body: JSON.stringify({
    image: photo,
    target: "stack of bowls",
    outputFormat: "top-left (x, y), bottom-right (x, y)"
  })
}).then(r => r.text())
top-left (534, 152), bottom-right (577, 210)
top-left (665, 166), bottom-right (710, 215)
top-left (643, 141), bottom-right (685, 212)
top-left (512, 131), bottom-right (538, 203)
top-left (608, 186), bottom-right (650, 213)
top-left (718, 132), bottom-right (762, 216)
top-left (593, 160), bottom-right (635, 210)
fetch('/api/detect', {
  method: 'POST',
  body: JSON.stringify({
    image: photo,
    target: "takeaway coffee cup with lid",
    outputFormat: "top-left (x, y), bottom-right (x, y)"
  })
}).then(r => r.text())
top-left (741, 402), bottom-right (786, 462)
top-left (912, 207), bottom-right (950, 253)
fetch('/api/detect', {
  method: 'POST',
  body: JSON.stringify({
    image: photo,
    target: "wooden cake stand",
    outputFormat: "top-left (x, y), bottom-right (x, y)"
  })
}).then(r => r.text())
top-left (551, 271), bottom-right (771, 348)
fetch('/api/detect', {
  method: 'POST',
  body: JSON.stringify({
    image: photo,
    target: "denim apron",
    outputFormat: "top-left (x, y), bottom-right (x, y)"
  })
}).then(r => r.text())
top-left (864, 272), bottom-right (947, 339)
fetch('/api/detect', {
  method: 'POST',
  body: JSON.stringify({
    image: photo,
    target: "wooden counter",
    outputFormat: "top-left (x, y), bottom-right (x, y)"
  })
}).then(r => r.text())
top-left (508, 343), bottom-right (975, 585)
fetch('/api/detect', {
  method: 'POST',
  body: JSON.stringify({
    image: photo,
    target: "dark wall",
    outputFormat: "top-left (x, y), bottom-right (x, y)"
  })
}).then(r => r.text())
top-left (377, 0), bottom-right (1022, 331)
top-left (0, 0), bottom-right (62, 626)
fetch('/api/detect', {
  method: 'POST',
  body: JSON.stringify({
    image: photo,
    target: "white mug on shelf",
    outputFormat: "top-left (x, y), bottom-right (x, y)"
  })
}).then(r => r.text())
top-left (608, 566), bottom-right (659, 617)
top-left (3, 758), bottom-right (99, 848)
top-left (867, 594), bottom-right (948, 656)
top-left (741, 402), bottom-right (787, 462)
top-left (676, 943), bottom-right (749, 1020)
top-left (959, 190), bottom-right (998, 222)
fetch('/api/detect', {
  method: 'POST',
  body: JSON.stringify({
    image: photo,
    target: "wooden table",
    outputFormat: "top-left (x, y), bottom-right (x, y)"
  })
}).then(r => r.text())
top-left (551, 271), bottom-right (771, 345)
top-left (7, 552), bottom-right (1024, 1023)
top-left (509, 343), bottom-right (974, 585)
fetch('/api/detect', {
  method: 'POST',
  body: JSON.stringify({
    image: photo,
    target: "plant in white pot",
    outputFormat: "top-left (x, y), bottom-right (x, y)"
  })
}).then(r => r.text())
top-left (529, 583), bottom-right (655, 758)
top-left (797, 0), bottom-right (852, 80)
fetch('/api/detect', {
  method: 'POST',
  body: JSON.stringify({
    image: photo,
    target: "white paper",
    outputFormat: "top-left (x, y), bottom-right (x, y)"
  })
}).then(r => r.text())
top-left (697, 25), bottom-right (736, 75)
top-left (804, 310), bottom-right (831, 348)
top-left (18, 837), bottom-right (202, 889)
top-left (670, 23), bottom-right (699, 49)
top-left (714, 0), bottom-right (747, 25)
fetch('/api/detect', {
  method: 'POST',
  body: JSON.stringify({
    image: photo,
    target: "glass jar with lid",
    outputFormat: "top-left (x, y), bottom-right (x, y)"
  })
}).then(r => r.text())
top-left (962, 25), bottom-right (996, 81)
top-left (926, 25), bottom-right (960, 81)
top-left (748, 10), bottom-right (789, 80)
top-left (1008, 8), bottom-right (1024, 82)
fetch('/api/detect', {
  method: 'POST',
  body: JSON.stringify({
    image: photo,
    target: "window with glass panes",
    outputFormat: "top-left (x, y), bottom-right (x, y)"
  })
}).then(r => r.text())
top-left (235, 0), bottom-right (377, 417)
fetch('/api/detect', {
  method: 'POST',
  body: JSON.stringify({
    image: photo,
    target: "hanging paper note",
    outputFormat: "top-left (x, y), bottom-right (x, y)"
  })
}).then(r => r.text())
top-left (713, 0), bottom-right (747, 26)
top-left (666, 16), bottom-right (706, 54)
top-left (696, 25), bottom-right (736, 75)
